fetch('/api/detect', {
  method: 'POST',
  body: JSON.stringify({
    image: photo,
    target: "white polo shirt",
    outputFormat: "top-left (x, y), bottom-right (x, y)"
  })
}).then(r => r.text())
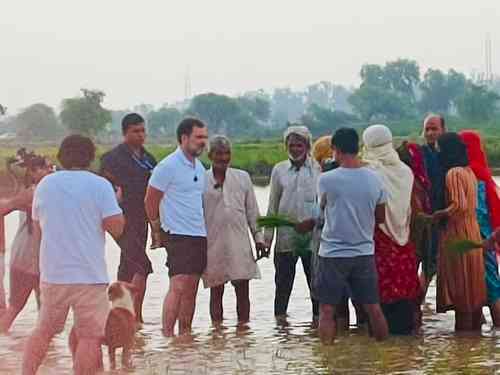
top-left (149, 147), bottom-right (207, 237)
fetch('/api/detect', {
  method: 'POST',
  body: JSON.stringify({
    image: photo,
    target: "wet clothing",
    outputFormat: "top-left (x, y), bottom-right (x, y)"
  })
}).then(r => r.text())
top-left (476, 181), bottom-right (500, 304)
top-left (161, 231), bottom-right (207, 277)
top-left (202, 169), bottom-right (262, 289)
top-left (101, 144), bottom-right (157, 280)
top-left (437, 167), bottom-right (486, 313)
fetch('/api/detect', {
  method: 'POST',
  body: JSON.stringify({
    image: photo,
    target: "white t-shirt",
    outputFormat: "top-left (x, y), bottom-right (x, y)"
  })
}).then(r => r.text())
top-left (32, 170), bottom-right (122, 284)
top-left (149, 147), bottom-right (207, 237)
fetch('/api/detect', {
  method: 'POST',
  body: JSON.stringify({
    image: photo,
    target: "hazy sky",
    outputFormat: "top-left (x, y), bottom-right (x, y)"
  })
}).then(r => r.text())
top-left (1, 0), bottom-right (499, 113)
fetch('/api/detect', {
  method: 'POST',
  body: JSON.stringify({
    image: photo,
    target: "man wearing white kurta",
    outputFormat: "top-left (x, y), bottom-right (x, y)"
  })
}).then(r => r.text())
top-left (203, 136), bottom-right (266, 325)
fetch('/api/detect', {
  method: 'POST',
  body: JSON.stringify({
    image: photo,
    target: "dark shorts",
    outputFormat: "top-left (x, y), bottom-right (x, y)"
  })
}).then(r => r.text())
top-left (117, 219), bottom-right (153, 282)
top-left (9, 269), bottom-right (39, 309)
top-left (161, 231), bottom-right (207, 278)
top-left (313, 255), bottom-right (379, 305)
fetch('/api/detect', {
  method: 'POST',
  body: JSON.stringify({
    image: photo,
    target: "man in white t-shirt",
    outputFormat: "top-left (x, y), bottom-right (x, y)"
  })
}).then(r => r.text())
top-left (145, 117), bottom-right (208, 337)
top-left (22, 135), bottom-right (124, 375)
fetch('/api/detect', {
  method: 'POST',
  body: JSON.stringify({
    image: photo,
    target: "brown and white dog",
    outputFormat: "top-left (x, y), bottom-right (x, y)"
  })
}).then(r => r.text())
top-left (104, 281), bottom-right (138, 370)
top-left (68, 281), bottom-right (138, 371)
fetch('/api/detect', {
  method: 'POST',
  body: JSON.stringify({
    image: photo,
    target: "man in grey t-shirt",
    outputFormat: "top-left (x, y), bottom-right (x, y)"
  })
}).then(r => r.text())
top-left (312, 128), bottom-right (389, 345)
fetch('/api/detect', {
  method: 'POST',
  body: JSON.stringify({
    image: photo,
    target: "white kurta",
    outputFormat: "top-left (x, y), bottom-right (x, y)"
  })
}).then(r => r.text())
top-left (202, 168), bottom-right (263, 288)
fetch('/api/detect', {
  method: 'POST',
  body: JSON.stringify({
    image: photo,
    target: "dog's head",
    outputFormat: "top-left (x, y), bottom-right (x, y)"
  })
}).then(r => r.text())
top-left (107, 281), bottom-right (138, 302)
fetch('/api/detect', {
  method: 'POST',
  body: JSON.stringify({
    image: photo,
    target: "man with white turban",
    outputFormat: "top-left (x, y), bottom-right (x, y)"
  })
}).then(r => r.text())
top-left (265, 125), bottom-right (321, 324)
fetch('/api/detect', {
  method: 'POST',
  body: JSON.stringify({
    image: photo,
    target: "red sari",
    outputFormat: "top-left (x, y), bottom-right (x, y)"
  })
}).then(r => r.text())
top-left (374, 228), bottom-right (420, 304)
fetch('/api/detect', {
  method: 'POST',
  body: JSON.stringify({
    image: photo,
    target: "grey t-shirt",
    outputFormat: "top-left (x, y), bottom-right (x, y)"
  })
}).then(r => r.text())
top-left (318, 167), bottom-right (387, 258)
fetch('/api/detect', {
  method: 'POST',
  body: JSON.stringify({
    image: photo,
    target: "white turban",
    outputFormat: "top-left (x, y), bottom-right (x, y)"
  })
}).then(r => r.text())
top-left (284, 126), bottom-right (312, 148)
top-left (362, 124), bottom-right (393, 148)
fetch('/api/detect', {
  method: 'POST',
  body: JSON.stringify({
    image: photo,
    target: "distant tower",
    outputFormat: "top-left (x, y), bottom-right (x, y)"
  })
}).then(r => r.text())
top-left (184, 66), bottom-right (192, 100)
top-left (485, 33), bottom-right (493, 83)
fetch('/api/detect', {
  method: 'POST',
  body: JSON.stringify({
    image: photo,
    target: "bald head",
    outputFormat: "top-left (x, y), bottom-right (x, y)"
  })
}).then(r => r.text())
top-left (423, 114), bottom-right (446, 146)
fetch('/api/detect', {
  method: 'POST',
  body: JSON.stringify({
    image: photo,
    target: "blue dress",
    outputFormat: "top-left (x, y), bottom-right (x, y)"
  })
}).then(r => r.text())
top-left (476, 181), bottom-right (500, 304)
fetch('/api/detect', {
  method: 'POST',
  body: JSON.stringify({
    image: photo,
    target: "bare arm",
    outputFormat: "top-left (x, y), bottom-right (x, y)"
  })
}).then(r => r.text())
top-left (375, 204), bottom-right (386, 225)
top-left (103, 214), bottom-right (125, 240)
top-left (145, 185), bottom-right (164, 223)
top-left (32, 219), bottom-right (42, 255)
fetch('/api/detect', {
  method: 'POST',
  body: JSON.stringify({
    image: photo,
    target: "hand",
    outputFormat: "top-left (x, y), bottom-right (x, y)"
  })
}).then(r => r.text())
top-left (255, 242), bottom-right (269, 260)
top-left (431, 210), bottom-right (448, 223)
top-left (295, 219), bottom-right (315, 234)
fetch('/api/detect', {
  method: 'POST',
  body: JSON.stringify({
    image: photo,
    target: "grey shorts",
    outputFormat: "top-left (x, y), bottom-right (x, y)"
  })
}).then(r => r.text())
top-left (313, 255), bottom-right (379, 305)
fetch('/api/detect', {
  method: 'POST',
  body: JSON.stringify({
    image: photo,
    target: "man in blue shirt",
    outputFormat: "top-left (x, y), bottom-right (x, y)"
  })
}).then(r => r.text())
top-left (145, 118), bottom-right (208, 337)
top-left (313, 128), bottom-right (389, 344)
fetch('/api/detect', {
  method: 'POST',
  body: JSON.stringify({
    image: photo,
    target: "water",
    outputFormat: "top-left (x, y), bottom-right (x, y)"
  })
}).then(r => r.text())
top-left (1, 185), bottom-right (500, 374)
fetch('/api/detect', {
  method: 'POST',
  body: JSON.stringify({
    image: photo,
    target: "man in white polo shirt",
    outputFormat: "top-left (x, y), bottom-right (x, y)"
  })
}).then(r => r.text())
top-left (22, 135), bottom-right (124, 375)
top-left (145, 117), bottom-right (208, 337)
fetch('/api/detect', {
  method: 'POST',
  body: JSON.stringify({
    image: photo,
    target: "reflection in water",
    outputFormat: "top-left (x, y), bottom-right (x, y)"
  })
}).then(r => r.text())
top-left (0, 185), bottom-right (499, 374)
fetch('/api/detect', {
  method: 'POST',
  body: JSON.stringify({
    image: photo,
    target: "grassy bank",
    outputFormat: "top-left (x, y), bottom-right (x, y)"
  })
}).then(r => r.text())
top-left (2, 135), bottom-right (500, 188)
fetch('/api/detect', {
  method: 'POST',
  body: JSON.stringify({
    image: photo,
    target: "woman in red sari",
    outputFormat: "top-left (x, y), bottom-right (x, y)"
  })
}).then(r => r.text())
top-left (363, 125), bottom-right (420, 335)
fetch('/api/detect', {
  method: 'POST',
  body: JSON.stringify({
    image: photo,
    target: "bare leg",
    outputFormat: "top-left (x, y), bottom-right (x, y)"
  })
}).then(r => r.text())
top-left (210, 284), bottom-right (225, 324)
top-left (455, 310), bottom-right (483, 331)
top-left (72, 338), bottom-right (103, 375)
top-left (178, 275), bottom-right (200, 335)
top-left (233, 280), bottom-right (250, 324)
top-left (319, 303), bottom-right (336, 345)
top-left (22, 328), bottom-right (55, 375)
top-left (131, 274), bottom-right (147, 324)
top-left (363, 304), bottom-right (389, 341)
top-left (108, 347), bottom-right (116, 370)
top-left (122, 344), bottom-right (133, 369)
top-left (162, 275), bottom-right (184, 336)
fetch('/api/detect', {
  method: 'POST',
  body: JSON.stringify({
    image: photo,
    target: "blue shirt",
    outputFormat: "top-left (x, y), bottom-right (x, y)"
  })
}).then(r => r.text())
top-left (318, 167), bottom-right (387, 258)
top-left (149, 147), bottom-right (207, 237)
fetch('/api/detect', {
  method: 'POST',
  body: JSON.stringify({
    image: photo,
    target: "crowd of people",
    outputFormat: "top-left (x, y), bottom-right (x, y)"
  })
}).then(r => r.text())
top-left (1, 112), bottom-right (500, 373)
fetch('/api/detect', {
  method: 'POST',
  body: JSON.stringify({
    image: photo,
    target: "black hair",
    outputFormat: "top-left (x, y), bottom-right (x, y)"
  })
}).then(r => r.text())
top-left (57, 135), bottom-right (96, 169)
top-left (332, 127), bottom-right (359, 155)
top-left (121, 113), bottom-right (145, 134)
top-left (176, 117), bottom-right (206, 143)
top-left (438, 132), bottom-right (469, 172)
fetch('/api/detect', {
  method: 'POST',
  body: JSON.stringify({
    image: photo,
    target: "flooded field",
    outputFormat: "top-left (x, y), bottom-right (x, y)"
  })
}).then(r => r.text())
top-left (0, 185), bottom-right (499, 374)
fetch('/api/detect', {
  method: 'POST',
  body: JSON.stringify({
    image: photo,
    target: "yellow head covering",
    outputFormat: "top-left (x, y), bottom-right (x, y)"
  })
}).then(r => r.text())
top-left (312, 135), bottom-right (333, 164)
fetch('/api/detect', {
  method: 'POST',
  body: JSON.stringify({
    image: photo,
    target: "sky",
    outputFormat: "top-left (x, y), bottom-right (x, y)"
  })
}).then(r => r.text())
top-left (1, 0), bottom-right (499, 114)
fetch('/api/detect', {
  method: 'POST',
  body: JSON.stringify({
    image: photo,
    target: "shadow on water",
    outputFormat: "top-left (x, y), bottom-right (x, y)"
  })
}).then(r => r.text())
top-left (0, 185), bottom-right (500, 374)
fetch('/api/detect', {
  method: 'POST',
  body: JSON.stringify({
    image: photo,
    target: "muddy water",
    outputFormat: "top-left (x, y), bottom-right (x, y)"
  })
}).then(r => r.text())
top-left (1, 185), bottom-right (500, 374)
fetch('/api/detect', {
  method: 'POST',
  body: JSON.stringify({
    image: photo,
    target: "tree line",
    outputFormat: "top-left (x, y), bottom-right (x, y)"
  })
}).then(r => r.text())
top-left (1, 58), bottom-right (500, 142)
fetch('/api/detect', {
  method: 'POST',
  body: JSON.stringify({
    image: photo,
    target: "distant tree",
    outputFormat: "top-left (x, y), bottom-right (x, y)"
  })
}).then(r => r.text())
top-left (147, 106), bottom-right (183, 136)
top-left (271, 88), bottom-right (306, 127)
top-left (187, 93), bottom-right (256, 136)
top-left (60, 89), bottom-right (111, 136)
top-left (349, 85), bottom-right (413, 121)
top-left (15, 103), bottom-right (61, 140)
top-left (0, 104), bottom-right (6, 116)
top-left (305, 81), bottom-right (335, 110)
top-left (236, 95), bottom-right (271, 123)
top-left (384, 59), bottom-right (420, 101)
top-left (456, 83), bottom-right (500, 122)
top-left (301, 104), bottom-right (359, 136)
top-left (419, 69), bottom-right (467, 114)
top-left (133, 103), bottom-right (155, 119)
top-left (360, 64), bottom-right (389, 89)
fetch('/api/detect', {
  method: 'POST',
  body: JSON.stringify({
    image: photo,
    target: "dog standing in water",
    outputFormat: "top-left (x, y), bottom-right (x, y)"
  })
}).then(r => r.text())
top-left (105, 281), bottom-right (138, 369)
top-left (69, 281), bottom-right (137, 370)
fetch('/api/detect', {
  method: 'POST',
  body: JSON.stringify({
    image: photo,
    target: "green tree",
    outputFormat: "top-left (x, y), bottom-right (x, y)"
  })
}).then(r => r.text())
top-left (305, 81), bottom-right (335, 110)
top-left (456, 83), bottom-right (500, 122)
top-left (384, 59), bottom-right (420, 101)
top-left (147, 106), bottom-right (183, 136)
top-left (236, 95), bottom-right (271, 123)
top-left (419, 69), bottom-right (467, 114)
top-left (349, 85), bottom-right (413, 121)
top-left (187, 93), bottom-right (257, 136)
top-left (301, 104), bottom-right (359, 136)
top-left (271, 88), bottom-right (306, 127)
top-left (60, 89), bottom-right (111, 136)
top-left (15, 103), bottom-right (62, 141)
